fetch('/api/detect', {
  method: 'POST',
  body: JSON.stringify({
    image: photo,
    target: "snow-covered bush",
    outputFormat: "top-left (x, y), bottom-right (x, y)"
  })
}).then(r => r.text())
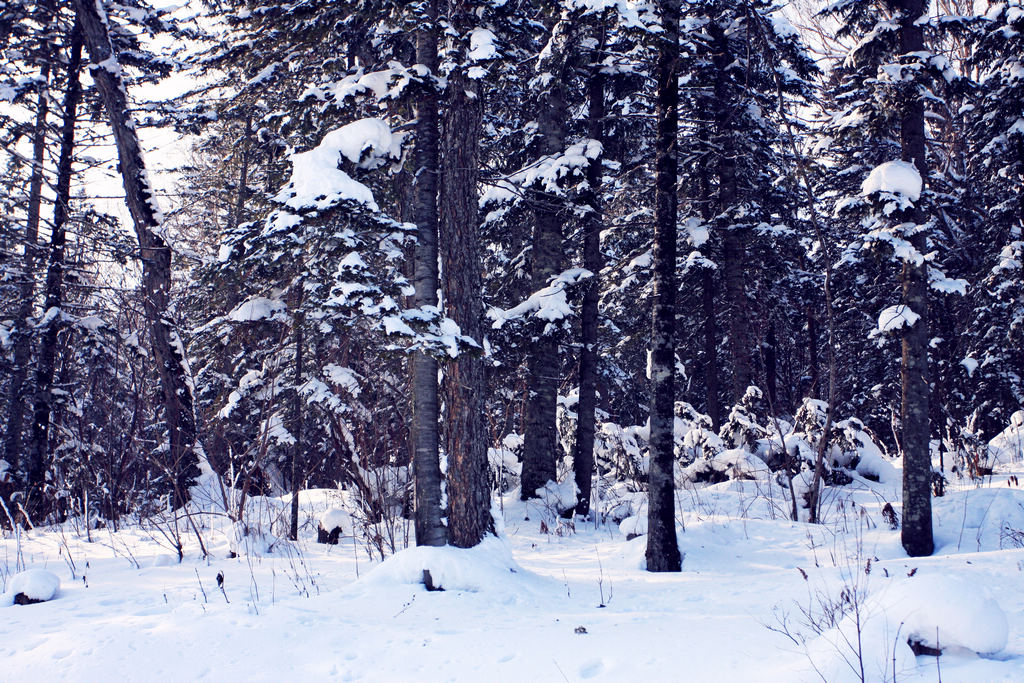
top-left (719, 386), bottom-right (768, 451)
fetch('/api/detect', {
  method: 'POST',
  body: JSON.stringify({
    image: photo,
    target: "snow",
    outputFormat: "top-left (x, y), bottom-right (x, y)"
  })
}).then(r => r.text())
top-left (534, 479), bottom-right (578, 514)
top-left (2, 464), bottom-right (1023, 681)
top-left (319, 508), bottom-right (348, 532)
top-left (883, 574), bottom-right (1008, 653)
top-left (227, 297), bottom-right (287, 323)
top-left (489, 268), bottom-right (590, 328)
top-left (862, 160), bottom-right (923, 202)
top-left (989, 411), bottom-right (1024, 464)
top-left (467, 28), bottom-right (498, 61)
top-left (361, 536), bottom-right (535, 595)
top-left (877, 304), bottom-right (920, 332)
top-left (5, 569), bottom-right (60, 604)
top-left (274, 119), bottom-right (402, 214)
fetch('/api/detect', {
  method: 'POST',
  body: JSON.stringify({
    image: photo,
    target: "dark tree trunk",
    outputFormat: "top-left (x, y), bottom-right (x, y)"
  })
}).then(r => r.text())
top-left (411, 0), bottom-right (446, 548)
top-left (806, 303), bottom-right (819, 399)
top-left (692, 110), bottom-right (720, 430)
top-left (645, 0), bottom-right (682, 573)
top-left (521, 13), bottom-right (573, 501)
top-left (229, 113), bottom-right (252, 233)
top-left (440, 1), bottom-right (492, 548)
top-left (710, 23), bottom-right (752, 402)
top-left (23, 24), bottom-right (81, 513)
top-left (572, 18), bottom-right (607, 519)
top-left (2, 23), bottom-right (52, 482)
top-left (702, 268), bottom-right (720, 430)
top-left (289, 289), bottom-right (304, 541)
top-left (73, 0), bottom-right (199, 507)
top-left (765, 323), bottom-right (778, 409)
top-left (896, 0), bottom-right (934, 557)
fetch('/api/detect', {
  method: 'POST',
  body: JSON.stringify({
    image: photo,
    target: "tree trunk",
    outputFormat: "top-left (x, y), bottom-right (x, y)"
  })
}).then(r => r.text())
top-left (229, 113), bottom-right (251, 233)
top-left (73, 0), bottom-right (199, 507)
top-left (702, 269), bottom-right (720, 429)
top-left (411, 0), bottom-right (446, 548)
top-left (572, 18), bottom-right (607, 519)
top-left (645, 0), bottom-right (682, 573)
top-left (440, 1), bottom-right (492, 548)
top-left (23, 23), bottom-right (81, 515)
top-left (710, 22), bottom-right (752, 402)
top-left (289, 287), bottom-right (304, 541)
top-left (897, 0), bottom-right (934, 557)
top-left (765, 323), bottom-right (778, 409)
top-left (521, 13), bottom-right (573, 501)
top-left (2, 17), bottom-right (52, 482)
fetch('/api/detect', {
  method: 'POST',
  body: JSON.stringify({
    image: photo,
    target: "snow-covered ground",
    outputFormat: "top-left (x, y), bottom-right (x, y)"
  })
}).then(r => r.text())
top-left (2, 469), bottom-right (1023, 682)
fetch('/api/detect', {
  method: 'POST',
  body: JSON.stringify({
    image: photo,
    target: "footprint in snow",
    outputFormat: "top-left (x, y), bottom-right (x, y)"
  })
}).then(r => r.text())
top-left (578, 659), bottom-right (605, 679)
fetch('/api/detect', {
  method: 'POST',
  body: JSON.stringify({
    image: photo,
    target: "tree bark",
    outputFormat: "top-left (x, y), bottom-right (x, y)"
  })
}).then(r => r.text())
top-left (572, 18), bottom-right (607, 519)
top-left (710, 22), bottom-right (752, 402)
top-left (521, 13), bottom-right (573, 501)
top-left (896, 0), bottom-right (934, 557)
top-left (645, 0), bottom-right (682, 573)
top-left (702, 269), bottom-right (720, 429)
top-left (73, 0), bottom-right (199, 507)
top-left (440, 1), bottom-right (492, 548)
top-left (289, 286), bottom-right (304, 541)
top-left (22, 23), bottom-right (81, 514)
top-left (2, 10), bottom-right (52, 481)
top-left (411, 0), bottom-right (446, 548)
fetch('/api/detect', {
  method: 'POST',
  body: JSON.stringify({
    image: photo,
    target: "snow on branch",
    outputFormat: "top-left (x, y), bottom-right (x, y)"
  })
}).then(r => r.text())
top-left (488, 268), bottom-right (592, 329)
top-left (877, 304), bottom-right (920, 333)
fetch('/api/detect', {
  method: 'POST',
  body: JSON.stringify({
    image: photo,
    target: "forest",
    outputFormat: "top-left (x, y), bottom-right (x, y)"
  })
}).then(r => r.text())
top-left (1, 0), bottom-right (1023, 680)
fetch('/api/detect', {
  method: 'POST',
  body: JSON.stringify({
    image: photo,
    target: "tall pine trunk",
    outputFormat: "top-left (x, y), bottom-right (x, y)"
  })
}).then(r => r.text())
top-left (411, 0), bottom-right (446, 548)
top-left (645, 0), bottom-right (682, 573)
top-left (896, 0), bottom-right (934, 557)
top-left (2, 15), bottom-right (52, 483)
top-left (710, 22), bottom-right (752, 401)
top-left (572, 18), bottom-right (607, 519)
top-left (22, 24), bottom-right (81, 515)
top-left (521, 14), bottom-right (573, 502)
top-left (440, 1), bottom-right (492, 548)
top-left (73, 0), bottom-right (199, 507)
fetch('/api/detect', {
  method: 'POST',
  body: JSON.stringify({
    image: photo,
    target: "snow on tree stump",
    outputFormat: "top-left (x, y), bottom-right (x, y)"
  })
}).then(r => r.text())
top-left (317, 508), bottom-right (346, 545)
top-left (9, 569), bottom-right (60, 605)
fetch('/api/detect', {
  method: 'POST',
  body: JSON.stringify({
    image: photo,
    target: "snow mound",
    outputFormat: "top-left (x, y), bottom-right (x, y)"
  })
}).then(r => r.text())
top-left (882, 574), bottom-right (1008, 654)
top-left (320, 507), bottom-right (348, 532)
top-left (227, 522), bottom-right (282, 557)
top-left (6, 569), bottom-right (60, 605)
top-left (680, 448), bottom-right (770, 483)
top-left (807, 574), bottom-right (1008, 682)
top-left (854, 447), bottom-right (898, 484)
top-left (619, 514), bottom-right (648, 539)
top-left (360, 536), bottom-right (530, 594)
top-left (932, 487), bottom-right (1024, 552)
top-left (535, 479), bottom-right (578, 515)
top-left (988, 410), bottom-right (1024, 464)
top-left (862, 160), bottom-right (922, 202)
